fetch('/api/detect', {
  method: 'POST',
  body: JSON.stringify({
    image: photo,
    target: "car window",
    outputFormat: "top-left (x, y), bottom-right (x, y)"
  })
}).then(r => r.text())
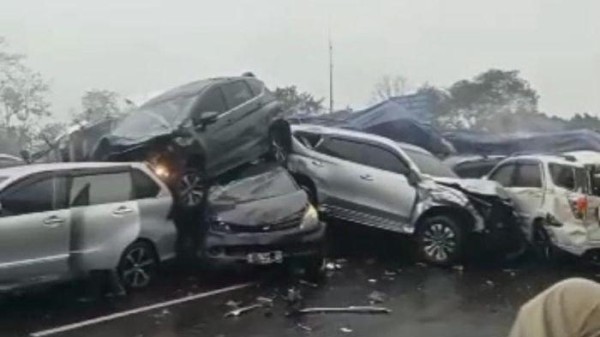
top-left (132, 169), bottom-right (160, 199)
top-left (315, 138), bottom-right (366, 164)
top-left (364, 145), bottom-right (409, 174)
top-left (489, 163), bottom-right (517, 187)
top-left (246, 79), bottom-right (263, 96)
top-left (195, 86), bottom-right (227, 115)
top-left (1, 176), bottom-right (56, 215)
top-left (402, 148), bottom-right (455, 177)
top-left (454, 162), bottom-right (499, 178)
top-left (221, 81), bottom-right (254, 109)
top-left (513, 163), bottom-right (542, 188)
top-left (70, 172), bottom-right (132, 206)
top-left (549, 164), bottom-right (589, 193)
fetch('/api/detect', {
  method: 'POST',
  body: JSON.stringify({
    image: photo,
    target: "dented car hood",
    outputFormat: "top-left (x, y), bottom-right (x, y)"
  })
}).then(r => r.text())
top-left (431, 177), bottom-right (510, 199)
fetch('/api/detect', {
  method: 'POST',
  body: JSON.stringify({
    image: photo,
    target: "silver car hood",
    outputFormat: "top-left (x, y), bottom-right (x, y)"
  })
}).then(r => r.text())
top-left (431, 177), bottom-right (509, 198)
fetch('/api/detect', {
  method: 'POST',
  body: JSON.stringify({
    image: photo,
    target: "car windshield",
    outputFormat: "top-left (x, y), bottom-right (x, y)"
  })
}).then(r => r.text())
top-left (210, 168), bottom-right (297, 204)
top-left (402, 147), bottom-right (457, 178)
top-left (111, 94), bottom-right (198, 140)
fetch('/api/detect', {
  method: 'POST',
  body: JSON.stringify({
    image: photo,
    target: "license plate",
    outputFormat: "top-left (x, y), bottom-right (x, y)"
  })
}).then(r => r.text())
top-left (246, 251), bottom-right (283, 265)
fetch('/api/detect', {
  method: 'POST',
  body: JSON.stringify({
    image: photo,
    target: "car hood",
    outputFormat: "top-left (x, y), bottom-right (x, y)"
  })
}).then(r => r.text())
top-left (209, 190), bottom-right (308, 226)
top-left (431, 177), bottom-right (510, 198)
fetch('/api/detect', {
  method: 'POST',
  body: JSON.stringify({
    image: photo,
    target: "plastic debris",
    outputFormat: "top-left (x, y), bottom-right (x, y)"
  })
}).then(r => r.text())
top-left (486, 280), bottom-right (495, 287)
top-left (224, 303), bottom-right (263, 318)
top-left (297, 323), bottom-right (313, 332)
top-left (226, 300), bottom-right (242, 308)
top-left (384, 270), bottom-right (397, 276)
top-left (325, 262), bottom-right (336, 271)
top-left (299, 279), bottom-right (319, 288)
top-left (340, 327), bottom-right (353, 333)
top-left (256, 296), bottom-right (274, 306)
top-left (368, 279), bottom-right (377, 284)
top-left (295, 306), bottom-right (391, 315)
top-left (368, 291), bottom-right (387, 304)
top-left (453, 265), bottom-right (464, 272)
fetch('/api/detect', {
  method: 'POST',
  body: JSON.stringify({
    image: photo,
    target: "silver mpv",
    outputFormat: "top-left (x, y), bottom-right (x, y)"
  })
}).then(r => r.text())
top-left (0, 162), bottom-right (177, 292)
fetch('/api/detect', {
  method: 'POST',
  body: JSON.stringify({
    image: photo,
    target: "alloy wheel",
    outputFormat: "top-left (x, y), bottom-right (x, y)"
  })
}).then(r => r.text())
top-left (178, 172), bottom-right (204, 208)
top-left (120, 246), bottom-right (157, 289)
top-left (421, 223), bottom-right (457, 263)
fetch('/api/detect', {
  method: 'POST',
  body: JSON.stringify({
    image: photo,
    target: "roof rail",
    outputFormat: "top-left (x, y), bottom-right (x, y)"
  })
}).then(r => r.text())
top-left (509, 151), bottom-right (577, 162)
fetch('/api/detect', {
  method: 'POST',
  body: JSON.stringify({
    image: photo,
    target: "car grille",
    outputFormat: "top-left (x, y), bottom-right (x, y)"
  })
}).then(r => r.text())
top-left (226, 209), bottom-right (305, 233)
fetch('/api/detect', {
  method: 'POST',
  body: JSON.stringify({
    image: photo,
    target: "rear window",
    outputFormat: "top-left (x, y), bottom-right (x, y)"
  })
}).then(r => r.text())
top-left (549, 164), bottom-right (589, 193)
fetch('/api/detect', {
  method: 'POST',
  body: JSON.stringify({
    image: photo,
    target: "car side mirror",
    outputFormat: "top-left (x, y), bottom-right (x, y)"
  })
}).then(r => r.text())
top-left (193, 111), bottom-right (219, 127)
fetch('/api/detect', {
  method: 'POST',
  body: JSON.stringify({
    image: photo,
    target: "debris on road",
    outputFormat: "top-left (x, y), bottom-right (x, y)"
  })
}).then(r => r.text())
top-left (368, 291), bottom-right (387, 304)
top-left (368, 279), bottom-right (378, 284)
top-left (294, 306), bottom-right (392, 315)
top-left (326, 262), bottom-right (343, 271)
top-left (453, 265), bottom-right (464, 272)
top-left (297, 323), bottom-right (313, 332)
top-left (299, 279), bottom-right (319, 288)
top-left (486, 280), bottom-right (495, 287)
top-left (340, 327), bottom-right (353, 333)
top-left (256, 296), bottom-right (274, 306)
top-left (384, 270), bottom-right (397, 277)
top-left (225, 300), bottom-right (242, 308)
top-left (224, 303), bottom-right (263, 318)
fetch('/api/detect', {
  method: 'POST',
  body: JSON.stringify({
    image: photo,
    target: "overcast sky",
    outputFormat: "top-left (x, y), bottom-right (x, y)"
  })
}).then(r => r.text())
top-left (2, 0), bottom-right (599, 120)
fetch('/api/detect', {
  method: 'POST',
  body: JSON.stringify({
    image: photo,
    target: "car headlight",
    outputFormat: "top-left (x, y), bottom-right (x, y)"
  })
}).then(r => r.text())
top-left (152, 164), bottom-right (171, 179)
top-left (301, 204), bottom-right (319, 229)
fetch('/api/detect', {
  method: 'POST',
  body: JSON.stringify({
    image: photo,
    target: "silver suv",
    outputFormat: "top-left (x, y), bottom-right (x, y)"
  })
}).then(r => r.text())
top-left (0, 162), bottom-right (177, 291)
top-left (486, 154), bottom-right (600, 259)
top-left (287, 125), bottom-right (520, 265)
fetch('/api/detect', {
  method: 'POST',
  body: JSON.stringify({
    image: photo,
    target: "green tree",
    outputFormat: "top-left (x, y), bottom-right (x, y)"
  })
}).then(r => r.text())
top-left (75, 89), bottom-right (121, 123)
top-left (273, 86), bottom-right (324, 115)
top-left (442, 69), bottom-right (539, 130)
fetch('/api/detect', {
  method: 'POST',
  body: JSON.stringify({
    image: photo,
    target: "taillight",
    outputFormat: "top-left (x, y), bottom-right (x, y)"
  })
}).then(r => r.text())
top-left (568, 195), bottom-right (588, 219)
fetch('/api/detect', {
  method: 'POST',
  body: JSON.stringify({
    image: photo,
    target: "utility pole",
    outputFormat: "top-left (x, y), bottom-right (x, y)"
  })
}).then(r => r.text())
top-left (328, 33), bottom-right (334, 113)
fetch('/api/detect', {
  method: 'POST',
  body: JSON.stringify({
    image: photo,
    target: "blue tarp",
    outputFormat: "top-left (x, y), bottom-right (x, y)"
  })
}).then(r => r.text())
top-left (444, 129), bottom-right (600, 155)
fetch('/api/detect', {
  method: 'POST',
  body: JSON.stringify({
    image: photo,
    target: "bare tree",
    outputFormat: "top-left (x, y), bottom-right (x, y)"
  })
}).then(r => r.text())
top-left (74, 89), bottom-right (122, 123)
top-left (372, 75), bottom-right (408, 103)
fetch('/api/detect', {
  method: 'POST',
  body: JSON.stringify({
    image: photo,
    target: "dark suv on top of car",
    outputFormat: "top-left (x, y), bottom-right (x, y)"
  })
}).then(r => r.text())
top-left (92, 75), bottom-right (290, 208)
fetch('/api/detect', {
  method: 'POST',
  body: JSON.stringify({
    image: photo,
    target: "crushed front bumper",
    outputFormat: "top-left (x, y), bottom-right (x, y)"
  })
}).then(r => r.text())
top-left (201, 222), bottom-right (326, 265)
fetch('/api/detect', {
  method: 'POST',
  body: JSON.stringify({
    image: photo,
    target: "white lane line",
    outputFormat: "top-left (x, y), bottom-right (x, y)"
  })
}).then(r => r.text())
top-left (30, 282), bottom-right (254, 337)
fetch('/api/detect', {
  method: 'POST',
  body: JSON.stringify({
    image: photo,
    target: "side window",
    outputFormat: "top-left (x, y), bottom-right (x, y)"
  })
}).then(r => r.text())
top-left (196, 86), bottom-right (227, 115)
top-left (246, 79), bottom-right (264, 96)
top-left (132, 170), bottom-right (160, 199)
top-left (513, 163), bottom-right (542, 188)
top-left (363, 145), bottom-right (408, 174)
top-left (1, 176), bottom-right (55, 215)
top-left (489, 163), bottom-right (517, 187)
top-left (315, 138), bottom-right (366, 164)
top-left (70, 172), bottom-right (132, 207)
top-left (221, 81), bottom-right (254, 109)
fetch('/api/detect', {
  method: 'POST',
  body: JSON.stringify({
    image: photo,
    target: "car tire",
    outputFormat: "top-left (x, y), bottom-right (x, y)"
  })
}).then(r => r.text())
top-left (416, 215), bottom-right (464, 266)
top-left (117, 241), bottom-right (159, 290)
top-left (175, 169), bottom-right (206, 210)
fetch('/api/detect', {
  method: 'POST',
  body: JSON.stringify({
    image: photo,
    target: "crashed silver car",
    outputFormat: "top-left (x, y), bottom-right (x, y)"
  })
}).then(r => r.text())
top-left (0, 162), bottom-right (177, 291)
top-left (287, 125), bottom-right (522, 265)
top-left (486, 154), bottom-right (600, 259)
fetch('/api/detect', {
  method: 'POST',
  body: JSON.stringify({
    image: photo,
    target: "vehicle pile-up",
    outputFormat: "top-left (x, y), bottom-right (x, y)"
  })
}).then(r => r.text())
top-left (3, 74), bottom-right (600, 293)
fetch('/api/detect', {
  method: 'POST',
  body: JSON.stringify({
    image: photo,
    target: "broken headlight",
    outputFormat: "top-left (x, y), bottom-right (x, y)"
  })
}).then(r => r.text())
top-left (300, 204), bottom-right (319, 229)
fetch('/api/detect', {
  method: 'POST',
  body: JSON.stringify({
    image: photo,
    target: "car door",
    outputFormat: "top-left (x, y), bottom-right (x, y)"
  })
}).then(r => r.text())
top-left (67, 168), bottom-right (140, 271)
top-left (0, 173), bottom-right (71, 287)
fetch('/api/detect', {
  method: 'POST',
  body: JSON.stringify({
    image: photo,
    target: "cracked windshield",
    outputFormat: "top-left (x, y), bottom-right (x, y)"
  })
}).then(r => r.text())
top-left (1, 1), bottom-right (600, 336)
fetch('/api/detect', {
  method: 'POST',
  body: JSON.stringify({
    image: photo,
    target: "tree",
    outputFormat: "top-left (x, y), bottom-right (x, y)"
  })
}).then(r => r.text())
top-left (272, 86), bottom-right (324, 115)
top-left (0, 37), bottom-right (51, 153)
top-left (372, 75), bottom-right (408, 103)
top-left (442, 69), bottom-right (539, 130)
top-left (75, 89), bottom-right (121, 123)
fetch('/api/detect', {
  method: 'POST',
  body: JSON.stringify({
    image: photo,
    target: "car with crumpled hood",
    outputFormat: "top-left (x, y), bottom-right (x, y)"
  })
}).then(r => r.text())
top-left (286, 124), bottom-right (522, 265)
top-left (91, 75), bottom-right (290, 209)
top-left (486, 154), bottom-right (600, 260)
top-left (201, 164), bottom-right (326, 278)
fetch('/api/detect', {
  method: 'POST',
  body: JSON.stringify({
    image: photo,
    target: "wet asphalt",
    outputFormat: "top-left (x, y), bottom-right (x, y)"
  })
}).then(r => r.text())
top-left (2, 221), bottom-right (600, 337)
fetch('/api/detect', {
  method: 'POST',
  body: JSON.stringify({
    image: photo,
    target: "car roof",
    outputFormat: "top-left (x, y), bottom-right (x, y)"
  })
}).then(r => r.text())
top-left (292, 124), bottom-right (433, 155)
top-left (499, 154), bottom-right (585, 167)
top-left (0, 162), bottom-right (144, 179)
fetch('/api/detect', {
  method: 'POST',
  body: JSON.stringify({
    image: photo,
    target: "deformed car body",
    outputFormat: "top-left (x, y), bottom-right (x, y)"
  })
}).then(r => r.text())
top-left (443, 155), bottom-right (506, 179)
top-left (287, 124), bottom-right (522, 265)
top-left (0, 162), bottom-right (177, 292)
top-left (202, 164), bottom-right (326, 276)
top-left (92, 75), bottom-right (290, 208)
top-left (486, 154), bottom-right (600, 258)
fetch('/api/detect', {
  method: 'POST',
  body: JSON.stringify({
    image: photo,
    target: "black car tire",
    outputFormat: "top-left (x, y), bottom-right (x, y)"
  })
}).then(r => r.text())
top-left (117, 241), bottom-right (159, 290)
top-left (175, 169), bottom-right (206, 210)
top-left (416, 215), bottom-right (465, 266)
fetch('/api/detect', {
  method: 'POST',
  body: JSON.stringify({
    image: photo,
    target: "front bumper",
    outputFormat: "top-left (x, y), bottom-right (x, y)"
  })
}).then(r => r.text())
top-left (201, 222), bottom-right (326, 264)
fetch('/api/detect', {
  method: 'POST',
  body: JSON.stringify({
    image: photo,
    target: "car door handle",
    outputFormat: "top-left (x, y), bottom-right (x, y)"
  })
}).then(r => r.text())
top-left (360, 174), bottom-right (373, 181)
top-left (312, 160), bottom-right (324, 167)
top-left (113, 206), bottom-right (133, 216)
top-left (43, 215), bottom-right (64, 227)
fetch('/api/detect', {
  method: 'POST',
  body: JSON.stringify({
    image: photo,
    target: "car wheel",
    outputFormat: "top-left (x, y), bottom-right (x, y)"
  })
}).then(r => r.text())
top-left (268, 133), bottom-right (288, 166)
top-left (118, 242), bottom-right (159, 290)
top-left (417, 215), bottom-right (464, 266)
top-left (176, 169), bottom-right (206, 209)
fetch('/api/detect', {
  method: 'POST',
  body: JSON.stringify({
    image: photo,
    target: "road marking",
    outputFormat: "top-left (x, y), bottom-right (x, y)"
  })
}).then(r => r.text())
top-left (30, 282), bottom-right (254, 337)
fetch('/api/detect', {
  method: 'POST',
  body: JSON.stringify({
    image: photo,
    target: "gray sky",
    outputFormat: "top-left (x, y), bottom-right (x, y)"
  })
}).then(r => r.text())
top-left (2, 0), bottom-right (599, 120)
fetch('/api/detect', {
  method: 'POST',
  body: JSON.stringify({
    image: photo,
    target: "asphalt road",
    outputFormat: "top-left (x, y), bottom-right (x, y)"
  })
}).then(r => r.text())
top-left (2, 221), bottom-right (600, 337)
